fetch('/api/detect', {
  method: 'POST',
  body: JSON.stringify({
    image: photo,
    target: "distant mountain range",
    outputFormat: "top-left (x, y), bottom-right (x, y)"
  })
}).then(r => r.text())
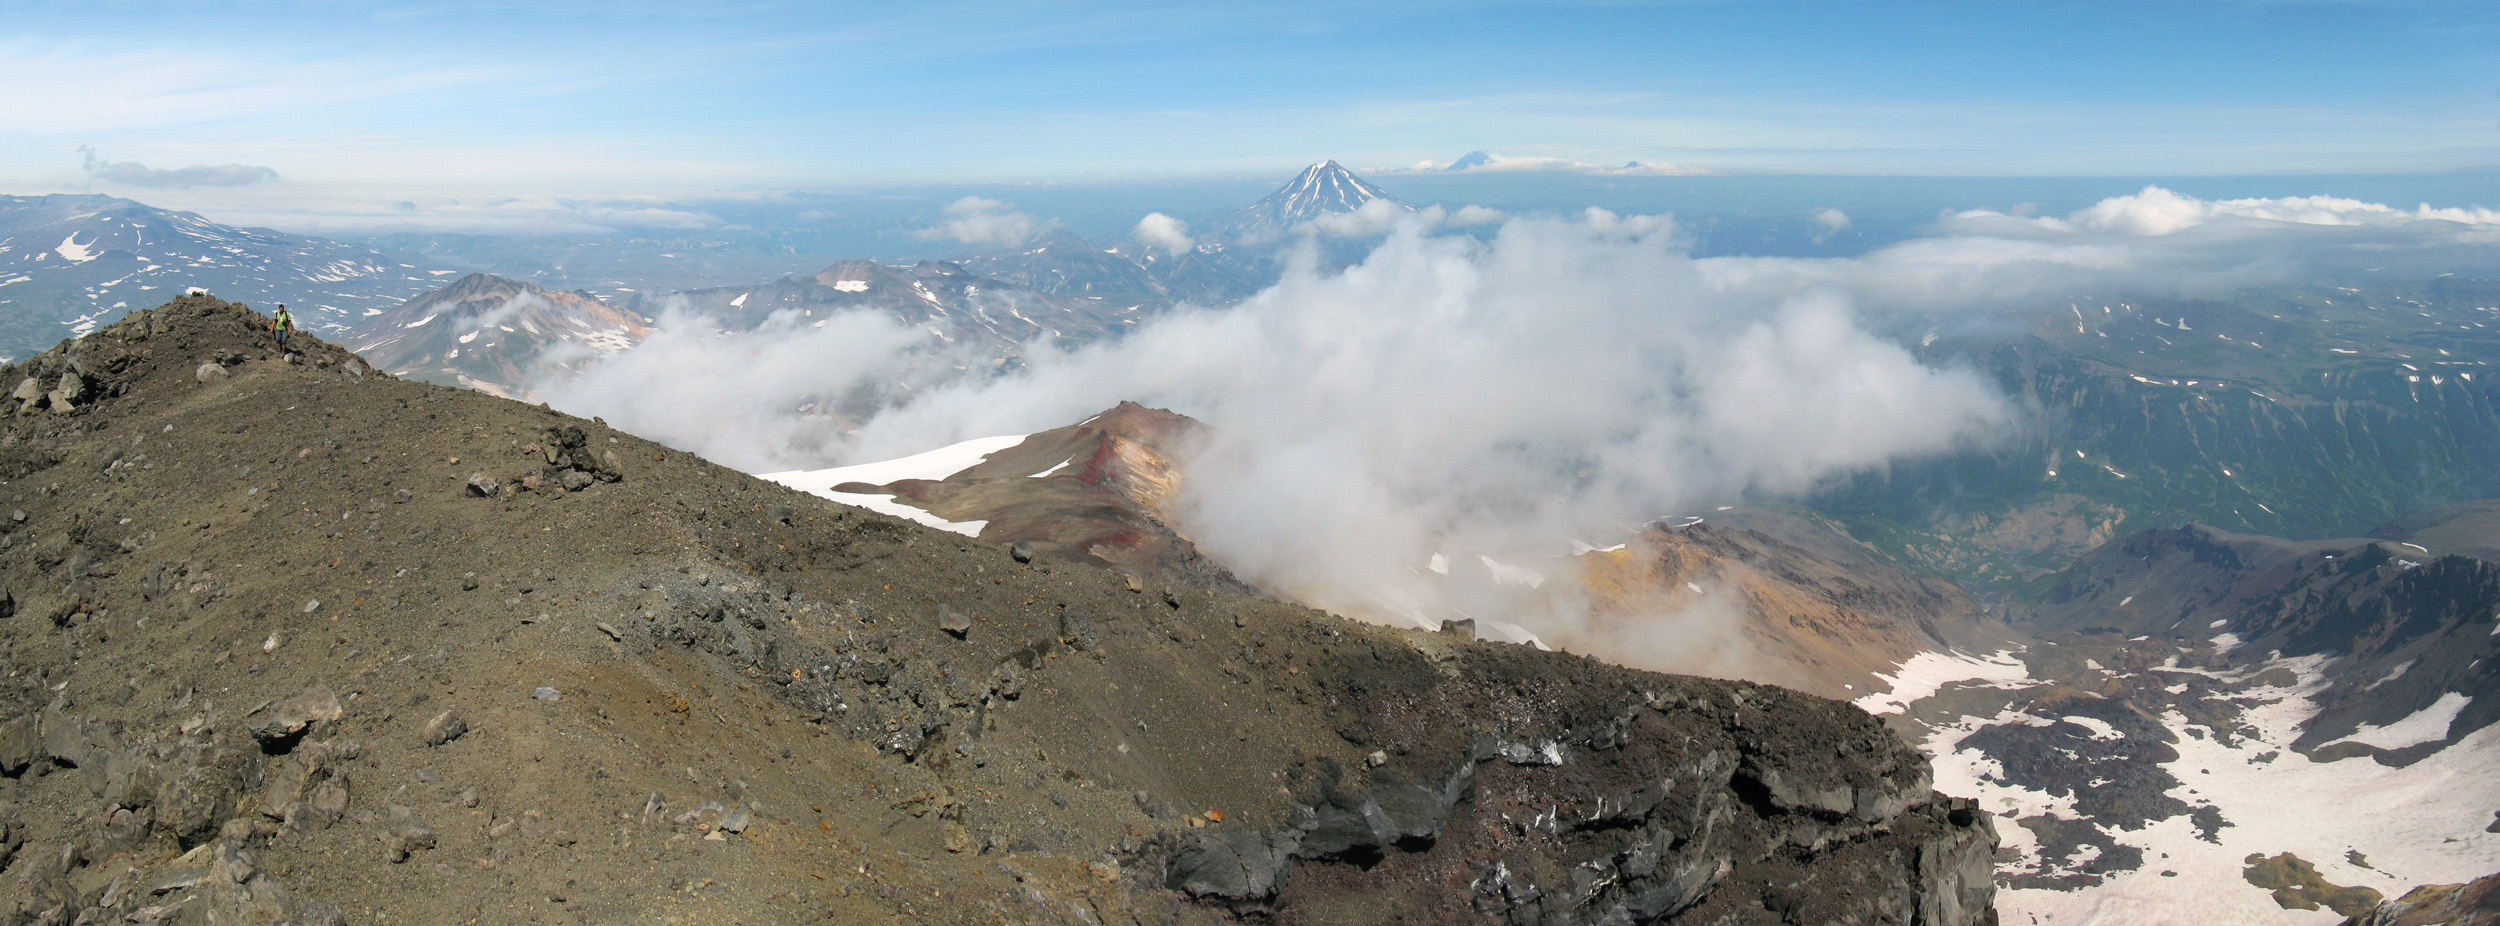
top-left (964, 160), bottom-right (1411, 311)
top-left (0, 194), bottom-right (452, 358)
top-left (341, 273), bottom-right (651, 397)
top-left (1816, 282), bottom-right (2500, 591)
top-left (657, 257), bottom-right (1135, 348)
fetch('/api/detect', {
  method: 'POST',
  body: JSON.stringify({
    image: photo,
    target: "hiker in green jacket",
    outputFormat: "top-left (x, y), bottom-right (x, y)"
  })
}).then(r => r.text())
top-left (270, 304), bottom-right (294, 350)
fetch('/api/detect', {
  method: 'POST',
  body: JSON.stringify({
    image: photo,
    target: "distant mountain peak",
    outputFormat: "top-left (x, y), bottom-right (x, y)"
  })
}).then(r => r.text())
top-left (343, 272), bottom-right (650, 397)
top-left (1228, 159), bottom-right (1409, 238)
top-left (1446, 151), bottom-right (1491, 171)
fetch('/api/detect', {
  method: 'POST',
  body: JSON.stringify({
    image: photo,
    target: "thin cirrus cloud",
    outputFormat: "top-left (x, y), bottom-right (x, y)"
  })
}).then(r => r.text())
top-left (0, 43), bottom-right (529, 135)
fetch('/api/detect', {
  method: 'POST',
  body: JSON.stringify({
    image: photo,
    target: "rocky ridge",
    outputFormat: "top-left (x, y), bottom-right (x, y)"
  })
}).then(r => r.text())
top-left (0, 295), bottom-right (1996, 924)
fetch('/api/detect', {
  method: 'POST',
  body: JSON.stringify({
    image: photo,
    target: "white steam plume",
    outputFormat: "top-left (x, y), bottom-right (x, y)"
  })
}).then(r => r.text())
top-left (546, 211), bottom-right (2012, 675)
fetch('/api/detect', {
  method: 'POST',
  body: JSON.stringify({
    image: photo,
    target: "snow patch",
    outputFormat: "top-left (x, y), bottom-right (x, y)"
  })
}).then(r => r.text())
top-left (2061, 715), bottom-right (2123, 741)
top-left (1853, 649), bottom-right (2032, 715)
top-left (2325, 692), bottom-right (2472, 751)
top-left (1477, 555), bottom-right (1546, 589)
top-left (759, 434), bottom-right (1029, 538)
top-left (54, 234), bottom-right (96, 263)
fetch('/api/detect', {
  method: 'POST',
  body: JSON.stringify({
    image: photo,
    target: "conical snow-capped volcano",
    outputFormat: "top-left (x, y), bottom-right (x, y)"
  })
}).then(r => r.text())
top-left (1225, 160), bottom-right (1410, 239)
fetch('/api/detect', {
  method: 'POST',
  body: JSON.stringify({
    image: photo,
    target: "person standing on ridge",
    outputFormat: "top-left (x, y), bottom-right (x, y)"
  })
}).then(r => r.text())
top-left (270, 304), bottom-right (295, 352)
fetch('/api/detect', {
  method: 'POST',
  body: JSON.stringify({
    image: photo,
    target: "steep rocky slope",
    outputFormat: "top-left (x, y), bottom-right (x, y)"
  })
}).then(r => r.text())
top-left (0, 296), bottom-right (1996, 923)
top-left (1572, 514), bottom-right (1995, 700)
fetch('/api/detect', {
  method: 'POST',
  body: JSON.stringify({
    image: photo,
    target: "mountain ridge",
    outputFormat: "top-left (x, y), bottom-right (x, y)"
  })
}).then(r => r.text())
top-left (0, 193), bottom-right (452, 359)
top-left (0, 293), bottom-right (2000, 924)
top-left (342, 272), bottom-right (652, 397)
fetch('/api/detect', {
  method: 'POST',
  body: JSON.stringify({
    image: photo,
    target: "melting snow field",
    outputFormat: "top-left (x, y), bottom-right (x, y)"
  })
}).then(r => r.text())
top-left (760, 434), bottom-right (1028, 537)
top-left (1907, 652), bottom-right (2500, 925)
top-left (54, 234), bottom-right (96, 263)
top-left (1852, 648), bottom-right (2033, 715)
top-left (2325, 691), bottom-right (2473, 751)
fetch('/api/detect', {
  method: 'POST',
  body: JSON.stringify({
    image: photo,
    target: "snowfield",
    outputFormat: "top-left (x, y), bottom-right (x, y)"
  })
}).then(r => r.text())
top-left (1896, 648), bottom-right (2500, 925)
top-left (760, 434), bottom-right (1029, 536)
top-left (1852, 648), bottom-right (2033, 715)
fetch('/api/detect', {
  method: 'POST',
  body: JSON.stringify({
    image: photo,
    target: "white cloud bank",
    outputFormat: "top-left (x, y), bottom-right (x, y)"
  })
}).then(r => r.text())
top-left (2060, 186), bottom-right (2500, 237)
top-left (1704, 186), bottom-right (2500, 311)
top-left (544, 208), bottom-right (2013, 663)
top-left (537, 184), bottom-right (2500, 678)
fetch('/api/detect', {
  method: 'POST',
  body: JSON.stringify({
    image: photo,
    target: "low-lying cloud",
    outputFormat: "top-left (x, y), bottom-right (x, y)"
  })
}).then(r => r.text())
top-left (1306, 201), bottom-right (1511, 237)
top-left (1809, 207), bottom-right (1850, 242)
top-left (79, 145), bottom-right (278, 188)
top-left (538, 184), bottom-right (2500, 680)
top-left (545, 208), bottom-right (2016, 676)
top-left (1703, 186), bottom-right (2500, 314)
top-left (917, 196), bottom-right (1051, 247)
top-left (1133, 212), bottom-right (1193, 254)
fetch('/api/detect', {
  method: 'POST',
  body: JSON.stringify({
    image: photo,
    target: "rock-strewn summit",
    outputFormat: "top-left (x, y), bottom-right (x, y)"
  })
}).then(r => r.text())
top-left (0, 295), bottom-right (1995, 924)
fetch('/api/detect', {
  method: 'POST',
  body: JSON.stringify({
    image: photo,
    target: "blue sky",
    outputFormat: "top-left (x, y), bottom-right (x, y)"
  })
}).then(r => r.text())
top-left (3, 1), bottom-right (2493, 209)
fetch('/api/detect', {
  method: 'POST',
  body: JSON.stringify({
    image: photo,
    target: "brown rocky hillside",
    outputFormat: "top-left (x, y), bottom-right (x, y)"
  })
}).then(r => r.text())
top-left (0, 296), bottom-right (1996, 925)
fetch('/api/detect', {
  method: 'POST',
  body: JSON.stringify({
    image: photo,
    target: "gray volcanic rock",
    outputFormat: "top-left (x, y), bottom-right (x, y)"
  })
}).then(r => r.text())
top-left (0, 294), bottom-right (1994, 924)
